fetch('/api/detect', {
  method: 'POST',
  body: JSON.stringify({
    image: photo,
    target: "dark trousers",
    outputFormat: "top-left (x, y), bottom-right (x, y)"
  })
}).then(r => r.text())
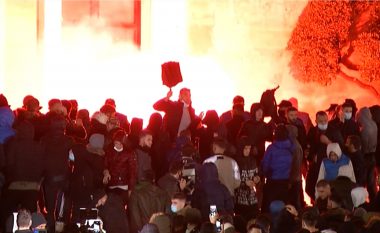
top-left (262, 179), bottom-right (289, 213)
top-left (365, 153), bottom-right (378, 202)
top-left (44, 180), bottom-right (67, 233)
top-left (289, 181), bottom-right (304, 211)
top-left (106, 188), bottom-right (129, 206)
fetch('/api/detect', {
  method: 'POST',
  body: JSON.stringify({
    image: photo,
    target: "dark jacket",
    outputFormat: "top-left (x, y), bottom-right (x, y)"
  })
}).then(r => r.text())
top-left (225, 115), bottom-right (245, 148)
top-left (13, 108), bottom-right (46, 141)
top-left (65, 120), bottom-right (87, 143)
top-left (128, 181), bottom-right (170, 233)
top-left (153, 98), bottom-right (196, 141)
top-left (41, 116), bottom-right (73, 180)
top-left (192, 163), bottom-right (234, 220)
top-left (329, 117), bottom-right (360, 141)
top-left (147, 113), bottom-right (172, 180)
top-left (70, 144), bottom-right (105, 202)
top-left (307, 125), bottom-right (344, 166)
top-left (104, 147), bottom-right (137, 188)
top-left (98, 193), bottom-right (129, 233)
top-left (157, 173), bottom-right (180, 198)
top-left (346, 150), bottom-right (366, 186)
top-left (136, 147), bottom-right (152, 184)
top-left (5, 121), bottom-right (44, 183)
top-left (219, 110), bottom-right (251, 125)
top-left (238, 119), bottom-right (272, 163)
top-left (261, 139), bottom-right (293, 180)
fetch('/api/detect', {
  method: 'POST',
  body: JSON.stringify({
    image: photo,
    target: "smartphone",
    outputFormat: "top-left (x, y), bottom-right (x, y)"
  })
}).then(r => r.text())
top-left (210, 205), bottom-right (217, 217)
top-left (215, 219), bottom-right (222, 232)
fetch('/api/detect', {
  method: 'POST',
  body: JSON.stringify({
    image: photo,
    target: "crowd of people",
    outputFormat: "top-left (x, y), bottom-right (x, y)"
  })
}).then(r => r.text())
top-left (0, 88), bottom-right (379, 233)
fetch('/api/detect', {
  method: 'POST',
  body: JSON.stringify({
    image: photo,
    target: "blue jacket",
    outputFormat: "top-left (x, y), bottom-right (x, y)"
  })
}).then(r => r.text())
top-left (261, 139), bottom-right (293, 180)
top-left (323, 154), bottom-right (350, 181)
top-left (0, 107), bottom-right (15, 144)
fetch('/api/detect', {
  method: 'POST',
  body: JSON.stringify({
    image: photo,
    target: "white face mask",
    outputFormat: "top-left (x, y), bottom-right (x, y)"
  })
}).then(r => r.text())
top-left (344, 112), bottom-right (352, 120)
top-left (114, 146), bottom-right (123, 152)
top-left (318, 123), bottom-right (328, 131)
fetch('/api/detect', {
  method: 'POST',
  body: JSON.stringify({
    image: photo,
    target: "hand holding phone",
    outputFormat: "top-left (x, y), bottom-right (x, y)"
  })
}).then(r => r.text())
top-left (209, 205), bottom-right (219, 224)
top-left (215, 219), bottom-right (222, 233)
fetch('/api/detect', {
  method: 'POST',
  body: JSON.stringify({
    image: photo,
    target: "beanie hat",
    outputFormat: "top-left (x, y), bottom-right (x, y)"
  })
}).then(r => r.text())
top-left (327, 143), bottom-right (342, 159)
top-left (351, 187), bottom-right (369, 208)
top-left (89, 134), bottom-right (105, 149)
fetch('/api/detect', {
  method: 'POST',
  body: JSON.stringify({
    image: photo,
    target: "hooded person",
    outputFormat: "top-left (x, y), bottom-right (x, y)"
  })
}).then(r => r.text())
top-left (147, 112), bottom-right (171, 180)
top-left (69, 133), bottom-right (106, 223)
top-left (40, 115), bottom-right (74, 232)
top-left (128, 170), bottom-right (171, 233)
top-left (317, 143), bottom-right (356, 183)
top-left (3, 121), bottom-right (45, 214)
top-left (191, 162), bottom-right (234, 220)
top-left (193, 110), bottom-right (220, 161)
top-left (234, 136), bottom-right (260, 221)
top-left (261, 124), bottom-right (294, 213)
top-left (369, 105), bottom-right (380, 167)
top-left (356, 107), bottom-right (378, 203)
top-left (356, 107), bottom-right (378, 154)
top-left (238, 103), bottom-right (272, 165)
top-left (351, 187), bottom-right (369, 209)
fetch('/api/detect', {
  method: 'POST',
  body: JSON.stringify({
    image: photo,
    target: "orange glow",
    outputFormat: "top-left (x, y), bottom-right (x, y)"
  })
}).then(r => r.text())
top-left (1, 0), bottom-right (235, 125)
top-left (1, 0), bottom-right (379, 124)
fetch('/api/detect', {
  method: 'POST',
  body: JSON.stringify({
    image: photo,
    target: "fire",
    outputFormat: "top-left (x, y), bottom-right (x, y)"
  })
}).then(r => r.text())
top-left (2, 0), bottom-right (236, 125)
top-left (2, 0), bottom-right (379, 125)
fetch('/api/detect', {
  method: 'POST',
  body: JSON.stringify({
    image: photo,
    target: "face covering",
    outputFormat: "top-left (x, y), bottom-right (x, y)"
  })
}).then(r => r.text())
top-left (344, 112), bottom-right (352, 120)
top-left (114, 146), bottom-right (123, 152)
top-left (171, 204), bottom-right (178, 213)
top-left (318, 123), bottom-right (328, 131)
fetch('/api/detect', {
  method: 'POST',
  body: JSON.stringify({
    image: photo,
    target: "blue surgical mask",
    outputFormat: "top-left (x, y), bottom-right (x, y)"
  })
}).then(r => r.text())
top-left (171, 204), bottom-right (178, 213)
top-left (344, 112), bottom-right (352, 120)
top-left (317, 123), bottom-right (328, 131)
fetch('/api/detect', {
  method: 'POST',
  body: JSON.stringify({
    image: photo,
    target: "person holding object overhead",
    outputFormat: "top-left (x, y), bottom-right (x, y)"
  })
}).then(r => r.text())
top-left (153, 88), bottom-right (197, 142)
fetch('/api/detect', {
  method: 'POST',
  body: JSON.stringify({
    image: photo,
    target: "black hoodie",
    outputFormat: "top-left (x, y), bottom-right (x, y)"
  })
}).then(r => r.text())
top-left (6, 121), bottom-right (44, 182)
top-left (41, 116), bottom-right (73, 179)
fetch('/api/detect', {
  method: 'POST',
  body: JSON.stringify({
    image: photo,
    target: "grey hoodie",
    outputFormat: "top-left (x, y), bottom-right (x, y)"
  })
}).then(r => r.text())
top-left (357, 107), bottom-right (378, 154)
